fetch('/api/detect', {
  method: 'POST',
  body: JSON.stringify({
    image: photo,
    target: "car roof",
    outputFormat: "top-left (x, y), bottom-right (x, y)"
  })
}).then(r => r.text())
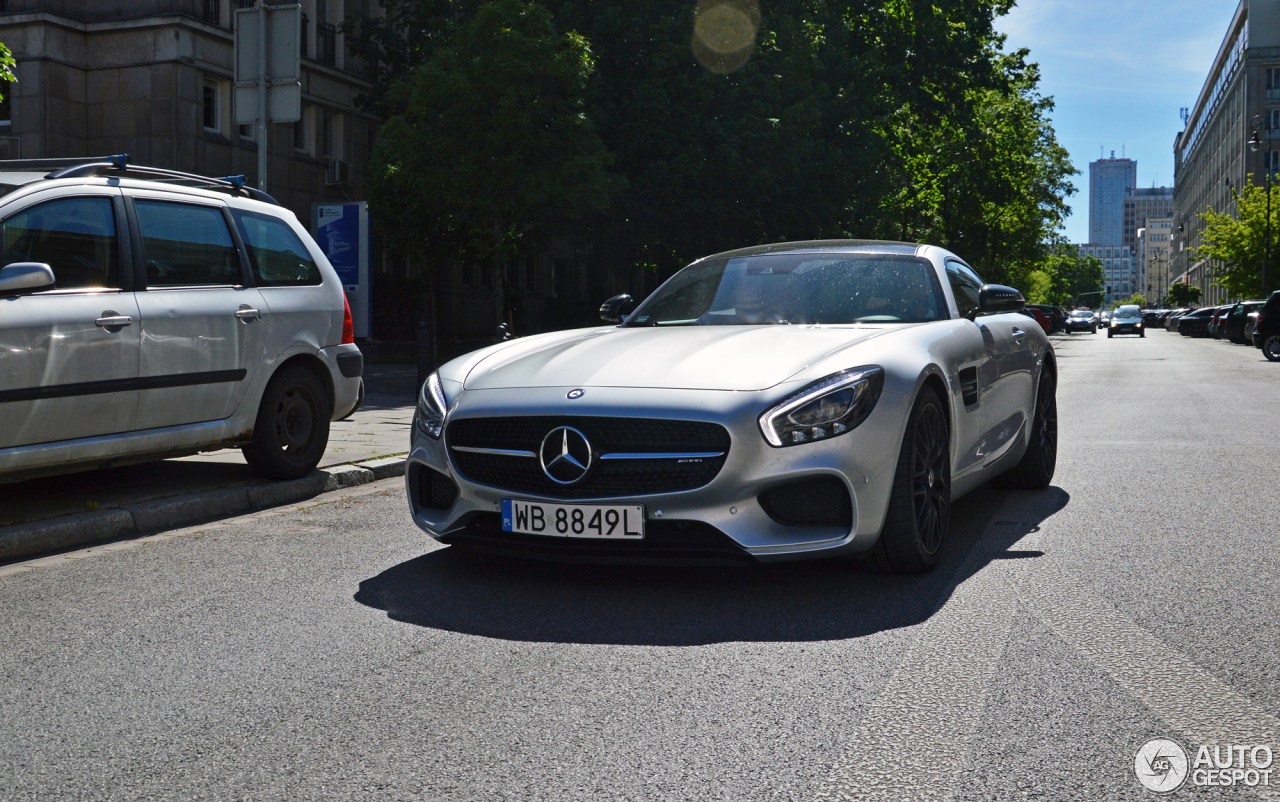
top-left (694, 239), bottom-right (923, 263)
top-left (0, 156), bottom-right (280, 207)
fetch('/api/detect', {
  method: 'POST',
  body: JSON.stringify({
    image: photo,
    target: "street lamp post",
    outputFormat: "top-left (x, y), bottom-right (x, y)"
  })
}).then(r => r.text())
top-left (1248, 116), bottom-right (1272, 297)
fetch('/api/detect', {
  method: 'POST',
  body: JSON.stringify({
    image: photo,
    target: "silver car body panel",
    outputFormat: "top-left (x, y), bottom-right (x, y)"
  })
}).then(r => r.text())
top-left (406, 243), bottom-right (1053, 561)
top-left (0, 176), bottom-right (362, 482)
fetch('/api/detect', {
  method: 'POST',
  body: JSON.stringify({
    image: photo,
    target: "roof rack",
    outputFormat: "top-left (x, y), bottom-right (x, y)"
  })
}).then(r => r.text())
top-left (0, 154), bottom-right (280, 205)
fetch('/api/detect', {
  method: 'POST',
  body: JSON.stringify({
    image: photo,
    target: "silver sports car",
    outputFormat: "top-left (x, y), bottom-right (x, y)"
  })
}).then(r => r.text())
top-left (406, 240), bottom-right (1057, 572)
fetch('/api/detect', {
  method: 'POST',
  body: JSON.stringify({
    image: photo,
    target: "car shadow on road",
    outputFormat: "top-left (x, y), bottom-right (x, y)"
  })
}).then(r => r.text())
top-left (354, 485), bottom-right (1069, 646)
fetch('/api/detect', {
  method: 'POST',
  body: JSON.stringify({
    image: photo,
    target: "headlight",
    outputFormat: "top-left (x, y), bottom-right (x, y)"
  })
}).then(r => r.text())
top-left (416, 371), bottom-right (448, 439)
top-left (759, 367), bottom-right (884, 447)
top-left (1111, 322), bottom-right (1117, 327)
top-left (1136, 322), bottom-right (1142, 327)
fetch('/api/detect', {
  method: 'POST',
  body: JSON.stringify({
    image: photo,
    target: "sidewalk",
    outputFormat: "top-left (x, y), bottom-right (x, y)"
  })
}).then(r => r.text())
top-left (0, 366), bottom-right (417, 560)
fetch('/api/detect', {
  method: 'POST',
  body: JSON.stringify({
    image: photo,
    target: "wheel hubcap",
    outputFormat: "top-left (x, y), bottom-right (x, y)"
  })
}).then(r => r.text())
top-left (1267, 337), bottom-right (1280, 359)
top-left (911, 405), bottom-right (949, 555)
top-left (275, 387), bottom-right (315, 452)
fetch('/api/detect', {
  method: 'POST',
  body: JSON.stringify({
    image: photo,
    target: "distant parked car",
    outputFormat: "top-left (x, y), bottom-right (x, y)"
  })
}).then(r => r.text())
top-left (1142, 310), bottom-right (1161, 327)
top-left (1108, 305), bottom-right (1144, 338)
top-left (1065, 309), bottom-right (1097, 334)
top-left (1245, 310), bottom-right (1261, 344)
top-left (1027, 304), bottom-right (1064, 334)
top-left (1099, 311), bottom-right (1111, 327)
top-left (1209, 305), bottom-right (1234, 338)
top-left (1166, 308), bottom-right (1192, 331)
top-left (1178, 307), bottom-right (1217, 337)
top-left (1253, 291), bottom-right (1280, 360)
top-left (1223, 300), bottom-right (1266, 344)
top-left (1018, 305), bottom-right (1051, 333)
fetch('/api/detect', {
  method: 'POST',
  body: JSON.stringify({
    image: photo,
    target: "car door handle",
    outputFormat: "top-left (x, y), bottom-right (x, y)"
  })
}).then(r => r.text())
top-left (235, 306), bottom-right (262, 321)
top-left (95, 314), bottom-right (133, 328)
top-left (1011, 327), bottom-right (1026, 343)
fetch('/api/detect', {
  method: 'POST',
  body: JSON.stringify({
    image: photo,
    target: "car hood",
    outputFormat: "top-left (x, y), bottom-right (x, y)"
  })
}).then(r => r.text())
top-left (462, 325), bottom-right (897, 392)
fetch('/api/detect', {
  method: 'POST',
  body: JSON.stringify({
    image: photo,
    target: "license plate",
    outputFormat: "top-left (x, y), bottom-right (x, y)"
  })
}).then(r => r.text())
top-left (502, 499), bottom-right (645, 539)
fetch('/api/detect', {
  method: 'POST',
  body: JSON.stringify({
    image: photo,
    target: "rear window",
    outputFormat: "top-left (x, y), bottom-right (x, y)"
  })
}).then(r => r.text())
top-left (230, 210), bottom-right (321, 287)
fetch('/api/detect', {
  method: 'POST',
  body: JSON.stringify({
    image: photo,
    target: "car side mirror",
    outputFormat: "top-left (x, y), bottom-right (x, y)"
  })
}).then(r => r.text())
top-left (0, 262), bottom-right (55, 295)
top-left (599, 293), bottom-right (635, 324)
top-left (969, 284), bottom-right (1025, 320)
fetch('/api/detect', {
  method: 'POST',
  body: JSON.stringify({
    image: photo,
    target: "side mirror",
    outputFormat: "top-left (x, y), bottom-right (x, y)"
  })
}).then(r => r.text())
top-left (969, 284), bottom-right (1025, 320)
top-left (599, 293), bottom-right (635, 324)
top-left (0, 262), bottom-right (55, 295)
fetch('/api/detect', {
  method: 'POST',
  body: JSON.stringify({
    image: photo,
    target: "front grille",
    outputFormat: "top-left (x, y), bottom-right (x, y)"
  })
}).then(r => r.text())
top-left (758, 476), bottom-right (852, 527)
top-left (447, 416), bottom-right (731, 499)
top-left (443, 513), bottom-right (754, 565)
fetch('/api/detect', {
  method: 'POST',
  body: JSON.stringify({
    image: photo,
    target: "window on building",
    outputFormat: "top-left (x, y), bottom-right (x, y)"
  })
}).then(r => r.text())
top-left (1271, 109), bottom-right (1280, 131)
top-left (293, 108), bottom-right (308, 153)
top-left (239, 124), bottom-right (254, 141)
top-left (1268, 67), bottom-right (1280, 90)
top-left (0, 79), bottom-right (10, 130)
top-left (202, 80), bottom-right (221, 133)
top-left (322, 112), bottom-right (336, 159)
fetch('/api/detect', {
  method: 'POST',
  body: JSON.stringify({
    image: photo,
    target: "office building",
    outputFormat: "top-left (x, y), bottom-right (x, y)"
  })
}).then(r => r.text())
top-left (1123, 187), bottom-right (1174, 250)
top-left (1172, 0), bottom-right (1280, 305)
top-left (1078, 244), bottom-right (1137, 306)
top-left (1137, 217), bottom-right (1174, 304)
top-left (1089, 156), bottom-right (1137, 247)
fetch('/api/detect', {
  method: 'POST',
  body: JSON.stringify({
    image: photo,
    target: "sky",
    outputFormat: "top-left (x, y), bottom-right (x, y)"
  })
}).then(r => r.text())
top-left (995, 0), bottom-right (1241, 244)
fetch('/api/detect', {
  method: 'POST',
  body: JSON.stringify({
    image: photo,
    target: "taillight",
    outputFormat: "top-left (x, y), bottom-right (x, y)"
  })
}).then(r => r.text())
top-left (341, 293), bottom-right (355, 344)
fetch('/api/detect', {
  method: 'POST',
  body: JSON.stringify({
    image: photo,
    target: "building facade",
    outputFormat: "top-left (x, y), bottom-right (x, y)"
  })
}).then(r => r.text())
top-left (1089, 156), bottom-right (1137, 247)
top-left (1137, 217), bottom-right (1174, 304)
top-left (1172, 0), bottom-right (1280, 305)
top-left (1078, 244), bottom-right (1137, 306)
top-left (1123, 187), bottom-right (1173, 250)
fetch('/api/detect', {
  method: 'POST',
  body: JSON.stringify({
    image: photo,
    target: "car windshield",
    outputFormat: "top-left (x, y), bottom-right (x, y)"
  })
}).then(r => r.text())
top-left (1070, 311), bottom-right (1091, 318)
top-left (1115, 308), bottom-right (1141, 319)
top-left (625, 253), bottom-right (947, 326)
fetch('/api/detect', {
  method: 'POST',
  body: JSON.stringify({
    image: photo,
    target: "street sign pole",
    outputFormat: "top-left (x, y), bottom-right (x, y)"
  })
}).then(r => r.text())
top-left (257, 3), bottom-right (269, 192)
top-left (234, 4), bottom-right (300, 194)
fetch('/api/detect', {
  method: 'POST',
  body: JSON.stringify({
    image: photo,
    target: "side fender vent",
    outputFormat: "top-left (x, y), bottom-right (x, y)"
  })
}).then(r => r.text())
top-left (958, 367), bottom-right (979, 407)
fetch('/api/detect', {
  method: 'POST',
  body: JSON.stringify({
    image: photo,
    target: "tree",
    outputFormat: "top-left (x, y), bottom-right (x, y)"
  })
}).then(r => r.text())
top-left (1194, 179), bottom-right (1275, 300)
top-left (367, 0), bottom-right (621, 327)
top-left (1126, 293), bottom-right (1146, 307)
top-left (1024, 244), bottom-right (1102, 306)
top-left (0, 41), bottom-right (16, 105)
top-left (1167, 282), bottom-right (1202, 307)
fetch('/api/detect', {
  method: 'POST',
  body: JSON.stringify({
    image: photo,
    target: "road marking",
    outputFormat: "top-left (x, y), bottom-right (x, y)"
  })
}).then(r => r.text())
top-left (817, 497), bottom-right (1280, 800)
top-left (0, 479), bottom-right (402, 579)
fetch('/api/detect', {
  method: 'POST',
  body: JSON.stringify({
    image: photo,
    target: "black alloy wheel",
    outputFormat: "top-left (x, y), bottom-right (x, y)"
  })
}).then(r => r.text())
top-left (243, 366), bottom-right (332, 479)
top-left (992, 369), bottom-right (1058, 490)
top-left (861, 387), bottom-right (950, 573)
top-left (1264, 334), bottom-right (1280, 362)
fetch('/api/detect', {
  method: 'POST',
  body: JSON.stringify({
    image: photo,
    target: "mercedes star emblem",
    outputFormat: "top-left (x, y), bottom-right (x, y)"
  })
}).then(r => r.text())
top-left (567, 389), bottom-right (585, 399)
top-left (539, 426), bottom-right (593, 485)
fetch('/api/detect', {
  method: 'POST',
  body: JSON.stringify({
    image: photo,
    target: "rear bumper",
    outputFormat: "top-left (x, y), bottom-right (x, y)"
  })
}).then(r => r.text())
top-left (318, 344), bottom-right (364, 420)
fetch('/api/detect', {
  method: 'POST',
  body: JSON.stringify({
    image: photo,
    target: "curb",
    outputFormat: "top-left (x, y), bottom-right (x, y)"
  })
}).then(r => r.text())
top-left (0, 456), bottom-right (408, 564)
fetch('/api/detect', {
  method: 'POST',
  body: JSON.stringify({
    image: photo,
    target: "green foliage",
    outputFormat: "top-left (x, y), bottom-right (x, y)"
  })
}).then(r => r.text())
top-left (1024, 269), bottom-right (1053, 304)
top-left (355, 0), bottom-right (1075, 302)
top-left (367, 0), bottom-right (620, 270)
top-left (0, 42), bottom-right (17, 102)
top-left (1167, 282), bottom-right (1202, 307)
top-left (1025, 243), bottom-right (1103, 306)
top-left (1127, 293), bottom-right (1146, 307)
top-left (1194, 179), bottom-right (1277, 299)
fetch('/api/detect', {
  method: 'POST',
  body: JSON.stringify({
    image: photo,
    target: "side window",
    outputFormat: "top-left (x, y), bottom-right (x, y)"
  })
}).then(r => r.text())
top-left (1, 197), bottom-right (119, 290)
top-left (230, 209), bottom-right (322, 287)
top-left (134, 200), bottom-right (240, 287)
top-left (945, 260), bottom-right (983, 318)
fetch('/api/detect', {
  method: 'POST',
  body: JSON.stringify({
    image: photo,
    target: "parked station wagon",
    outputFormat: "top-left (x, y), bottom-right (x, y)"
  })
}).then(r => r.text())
top-left (0, 156), bottom-right (363, 482)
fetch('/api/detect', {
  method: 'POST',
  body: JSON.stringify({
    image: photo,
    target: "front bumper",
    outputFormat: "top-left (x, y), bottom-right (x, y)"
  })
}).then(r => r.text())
top-left (404, 385), bottom-right (911, 563)
top-left (1110, 324), bottom-right (1141, 335)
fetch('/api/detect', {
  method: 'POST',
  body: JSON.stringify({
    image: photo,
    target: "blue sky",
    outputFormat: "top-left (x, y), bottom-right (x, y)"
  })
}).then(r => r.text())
top-left (996, 0), bottom-right (1240, 243)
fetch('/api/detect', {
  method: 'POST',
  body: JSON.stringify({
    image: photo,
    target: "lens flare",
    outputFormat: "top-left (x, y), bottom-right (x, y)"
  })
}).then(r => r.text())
top-left (692, 0), bottom-right (760, 74)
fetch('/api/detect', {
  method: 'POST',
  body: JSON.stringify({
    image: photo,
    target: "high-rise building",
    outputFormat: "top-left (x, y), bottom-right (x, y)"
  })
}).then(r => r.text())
top-left (1123, 187), bottom-right (1174, 250)
top-left (1078, 244), bottom-right (1137, 305)
top-left (1089, 156), bottom-right (1137, 246)
top-left (1137, 218), bottom-right (1174, 304)
top-left (1172, 0), bottom-right (1280, 305)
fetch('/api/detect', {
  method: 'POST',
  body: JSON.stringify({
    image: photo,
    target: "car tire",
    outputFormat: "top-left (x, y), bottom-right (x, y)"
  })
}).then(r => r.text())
top-left (862, 386), bottom-right (950, 574)
top-left (242, 365), bottom-right (332, 480)
top-left (1140, 329), bottom-right (1145, 338)
top-left (991, 368), bottom-right (1057, 491)
top-left (1107, 329), bottom-right (1113, 338)
top-left (1264, 334), bottom-right (1280, 362)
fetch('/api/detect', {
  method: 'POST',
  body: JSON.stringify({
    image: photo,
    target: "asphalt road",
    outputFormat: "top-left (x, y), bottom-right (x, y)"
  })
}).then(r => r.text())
top-left (2, 327), bottom-right (1278, 801)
